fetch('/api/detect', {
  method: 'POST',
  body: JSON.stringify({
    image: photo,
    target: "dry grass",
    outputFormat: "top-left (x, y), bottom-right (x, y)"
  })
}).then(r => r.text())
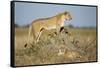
top-left (15, 27), bottom-right (97, 66)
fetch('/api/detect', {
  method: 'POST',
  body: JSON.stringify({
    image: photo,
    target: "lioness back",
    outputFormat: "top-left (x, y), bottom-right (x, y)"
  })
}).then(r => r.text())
top-left (32, 16), bottom-right (59, 35)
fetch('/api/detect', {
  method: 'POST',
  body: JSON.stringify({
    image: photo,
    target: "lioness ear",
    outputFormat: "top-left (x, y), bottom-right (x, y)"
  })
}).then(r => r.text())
top-left (64, 11), bottom-right (67, 15)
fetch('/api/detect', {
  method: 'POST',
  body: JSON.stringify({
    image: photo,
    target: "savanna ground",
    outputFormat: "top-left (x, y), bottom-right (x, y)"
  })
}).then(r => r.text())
top-left (15, 27), bottom-right (97, 66)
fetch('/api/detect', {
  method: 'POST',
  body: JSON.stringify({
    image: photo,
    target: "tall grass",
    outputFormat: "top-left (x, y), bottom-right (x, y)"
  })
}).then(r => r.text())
top-left (15, 27), bottom-right (97, 66)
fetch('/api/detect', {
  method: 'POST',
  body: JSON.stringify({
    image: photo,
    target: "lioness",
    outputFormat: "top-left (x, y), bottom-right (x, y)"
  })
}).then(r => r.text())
top-left (25, 11), bottom-right (72, 47)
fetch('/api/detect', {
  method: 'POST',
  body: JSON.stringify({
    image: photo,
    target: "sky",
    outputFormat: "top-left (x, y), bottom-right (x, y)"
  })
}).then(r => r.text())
top-left (15, 2), bottom-right (97, 27)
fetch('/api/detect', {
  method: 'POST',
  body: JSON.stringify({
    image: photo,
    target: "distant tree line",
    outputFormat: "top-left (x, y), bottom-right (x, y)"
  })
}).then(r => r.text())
top-left (15, 24), bottom-right (30, 28)
top-left (15, 23), bottom-right (96, 29)
top-left (66, 24), bottom-right (96, 29)
top-left (15, 24), bottom-right (19, 27)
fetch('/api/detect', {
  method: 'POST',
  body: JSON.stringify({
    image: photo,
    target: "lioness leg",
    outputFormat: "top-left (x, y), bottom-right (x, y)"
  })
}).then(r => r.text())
top-left (35, 27), bottom-right (45, 43)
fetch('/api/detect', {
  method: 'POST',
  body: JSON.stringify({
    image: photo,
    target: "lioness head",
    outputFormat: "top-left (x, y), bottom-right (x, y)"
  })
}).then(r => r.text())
top-left (63, 11), bottom-right (72, 20)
